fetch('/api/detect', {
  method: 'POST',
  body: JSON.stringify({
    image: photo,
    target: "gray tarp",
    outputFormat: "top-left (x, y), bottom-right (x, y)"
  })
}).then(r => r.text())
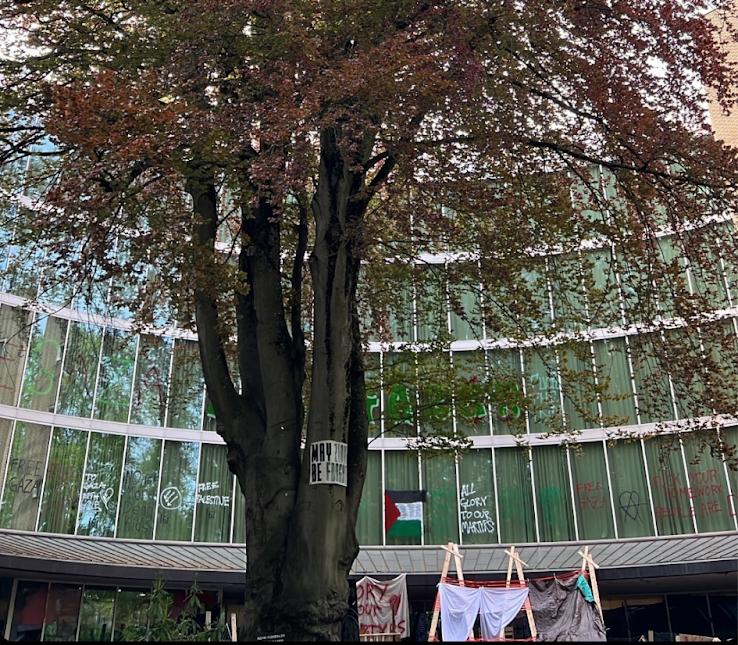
top-left (528, 574), bottom-right (607, 641)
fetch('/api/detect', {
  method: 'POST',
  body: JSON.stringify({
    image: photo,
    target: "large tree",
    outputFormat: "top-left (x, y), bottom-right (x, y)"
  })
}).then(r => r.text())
top-left (2, 0), bottom-right (738, 640)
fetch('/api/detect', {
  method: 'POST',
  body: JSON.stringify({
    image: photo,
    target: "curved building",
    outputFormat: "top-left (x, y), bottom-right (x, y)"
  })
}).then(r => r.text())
top-left (0, 166), bottom-right (736, 640)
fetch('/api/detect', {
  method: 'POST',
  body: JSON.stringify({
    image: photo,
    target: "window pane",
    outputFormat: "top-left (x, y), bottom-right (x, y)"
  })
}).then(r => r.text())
top-left (453, 352), bottom-right (490, 438)
top-left (384, 451), bottom-right (421, 546)
top-left (709, 594), bottom-right (738, 642)
top-left (38, 427), bottom-right (87, 534)
top-left (570, 442), bottom-right (615, 540)
top-left (57, 321), bottom-right (103, 418)
top-left (0, 578), bottom-right (11, 636)
top-left (666, 327), bottom-right (712, 420)
top-left (78, 588), bottom-right (116, 642)
top-left (549, 252), bottom-right (587, 333)
top-left (656, 235), bottom-right (686, 319)
top-left (117, 436), bottom-right (162, 539)
top-left (108, 238), bottom-right (144, 321)
top-left (382, 354), bottom-right (415, 437)
top-left (416, 354), bottom-right (454, 438)
top-left (686, 224), bottom-right (731, 309)
top-left (699, 319), bottom-right (738, 419)
top-left (0, 419), bottom-right (12, 503)
top-left (166, 341), bottom-right (204, 430)
top-left (42, 583), bottom-right (82, 642)
top-left (487, 350), bottom-right (525, 436)
top-left (683, 433), bottom-right (734, 533)
top-left (524, 348), bottom-right (561, 434)
top-left (593, 338), bottom-right (637, 426)
top-left (520, 263), bottom-right (552, 333)
top-left (630, 334), bottom-right (675, 424)
top-left (416, 264), bottom-right (448, 342)
top-left (559, 343), bottom-right (599, 431)
top-left (458, 449), bottom-right (498, 545)
top-left (386, 272), bottom-right (413, 343)
top-left (232, 480), bottom-right (245, 543)
top-left (77, 432), bottom-right (126, 537)
top-left (365, 354), bottom-right (381, 440)
top-left (585, 248), bottom-right (623, 328)
top-left (130, 335), bottom-right (171, 427)
top-left (448, 264), bottom-right (482, 341)
top-left (422, 455), bottom-right (458, 545)
top-left (601, 600), bottom-right (628, 640)
top-left (113, 590), bottom-right (148, 640)
top-left (495, 447), bottom-right (536, 543)
top-left (356, 450), bottom-right (382, 546)
top-left (94, 329), bottom-right (136, 423)
top-left (0, 305), bottom-right (32, 407)
top-left (722, 427), bottom-right (738, 522)
top-left (617, 249), bottom-right (652, 327)
top-left (4, 236), bottom-right (43, 299)
top-left (20, 314), bottom-right (67, 413)
top-left (667, 594), bottom-right (713, 640)
top-left (202, 394), bottom-right (217, 433)
top-left (8, 580), bottom-right (47, 641)
top-left (626, 596), bottom-right (669, 639)
top-left (194, 443), bottom-right (233, 543)
top-left (532, 445), bottom-right (576, 542)
top-left (644, 437), bottom-right (695, 535)
top-left (155, 440), bottom-right (198, 541)
top-left (607, 440), bottom-right (654, 538)
top-left (39, 249), bottom-right (75, 309)
top-left (452, 283), bottom-right (482, 341)
top-left (0, 422), bottom-right (51, 530)
top-left (721, 222), bottom-right (738, 304)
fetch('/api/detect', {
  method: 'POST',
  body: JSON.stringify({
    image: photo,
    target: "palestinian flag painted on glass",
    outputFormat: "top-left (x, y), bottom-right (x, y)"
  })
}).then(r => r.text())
top-left (385, 490), bottom-right (426, 537)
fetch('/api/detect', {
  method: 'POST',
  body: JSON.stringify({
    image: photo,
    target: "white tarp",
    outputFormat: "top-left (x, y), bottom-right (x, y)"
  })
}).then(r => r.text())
top-left (479, 587), bottom-right (530, 639)
top-left (438, 583), bottom-right (529, 641)
top-left (356, 573), bottom-right (410, 639)
top-left (438, 583), bottom-right (479, 642)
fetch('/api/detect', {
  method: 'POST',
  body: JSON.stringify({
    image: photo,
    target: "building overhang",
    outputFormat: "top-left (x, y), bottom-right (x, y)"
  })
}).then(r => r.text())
top-left (0, 529), bottom-right (735, 594)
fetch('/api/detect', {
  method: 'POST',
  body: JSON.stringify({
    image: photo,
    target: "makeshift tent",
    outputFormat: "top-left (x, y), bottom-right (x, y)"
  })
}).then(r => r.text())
top-left (437, 583), bottom-right (530, 641)
top-left (428, 543), bottom-right (537, 642)
top-left (428, 543), bottom-right (606, 642)
top-left (528, 572), bottom-right (606, 642)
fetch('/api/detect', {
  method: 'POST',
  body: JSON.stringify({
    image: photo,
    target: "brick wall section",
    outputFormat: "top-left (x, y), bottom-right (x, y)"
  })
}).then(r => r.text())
top-left (706, 1), bottom-right (738, 147)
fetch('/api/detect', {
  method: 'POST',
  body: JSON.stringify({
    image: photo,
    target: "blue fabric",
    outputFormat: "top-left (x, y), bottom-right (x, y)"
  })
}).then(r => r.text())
top-left (576, 573), bottom-right (595, 602)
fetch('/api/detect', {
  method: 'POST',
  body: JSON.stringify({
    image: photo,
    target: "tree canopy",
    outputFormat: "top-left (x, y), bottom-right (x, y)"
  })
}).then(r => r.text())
top-left (2, 0), bottom-right (738, 639)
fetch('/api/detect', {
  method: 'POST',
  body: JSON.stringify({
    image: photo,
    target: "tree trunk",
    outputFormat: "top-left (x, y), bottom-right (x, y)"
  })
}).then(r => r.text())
top-left (277, 127), bottom-right (369, 640)
top-left (191, 127), bottom-right (370, 641)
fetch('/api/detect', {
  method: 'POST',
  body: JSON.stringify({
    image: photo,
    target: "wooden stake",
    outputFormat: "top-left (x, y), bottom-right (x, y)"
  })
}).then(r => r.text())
top-left (500, 546), bottom-right (536, 641)
top-left (580, 545), bottom-right (590, 573)
top-left (428, 542), bottom-right (454, 641)
top-left (578, 547), bottom-right (603, 619)
top-left (445, 542), bottom-right (465, 586)
top-left (504, 544), bottom-right (515, 589)
top-left (230, 613), bottom-right (237, 642)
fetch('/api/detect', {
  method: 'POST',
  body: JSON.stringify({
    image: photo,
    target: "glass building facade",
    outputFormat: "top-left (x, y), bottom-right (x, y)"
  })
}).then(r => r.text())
top-left (0, 262), bottom-right (736, 547)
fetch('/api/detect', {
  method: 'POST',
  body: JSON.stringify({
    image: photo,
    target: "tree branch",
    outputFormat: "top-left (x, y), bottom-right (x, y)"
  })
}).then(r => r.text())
top-left (188, 172), bottom-right (242, 427)
top-left (291, 194), bottom-right (308, 383)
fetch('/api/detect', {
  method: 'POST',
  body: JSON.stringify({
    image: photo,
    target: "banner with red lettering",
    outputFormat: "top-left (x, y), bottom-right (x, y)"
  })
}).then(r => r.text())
top-left (356, 573), bottom-right (409, 639)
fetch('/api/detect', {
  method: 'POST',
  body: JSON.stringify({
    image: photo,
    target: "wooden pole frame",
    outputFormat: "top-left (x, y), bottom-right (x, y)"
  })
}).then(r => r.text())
top-left (578, 546), bottom-right (603, 619)
top-left (502, 546), bottom-right (537, 641)
top-left (428, 542), bottom-right (464, 641)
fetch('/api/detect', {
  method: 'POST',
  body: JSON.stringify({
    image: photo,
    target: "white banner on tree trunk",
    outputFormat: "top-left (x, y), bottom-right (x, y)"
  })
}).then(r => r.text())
top-left (308, 440), bottom-right (348, 486)
top-left (356, 573), bottom-right (410, 639)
